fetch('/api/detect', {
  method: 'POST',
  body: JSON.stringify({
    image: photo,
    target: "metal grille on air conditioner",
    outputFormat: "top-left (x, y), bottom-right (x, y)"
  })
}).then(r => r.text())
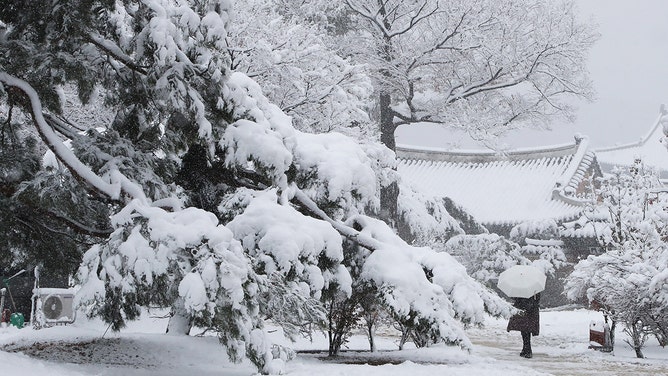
top-left (36, 288), bottom-right (75, 325)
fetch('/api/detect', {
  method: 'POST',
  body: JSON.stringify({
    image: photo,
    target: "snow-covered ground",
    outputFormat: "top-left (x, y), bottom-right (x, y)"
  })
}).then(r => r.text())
top-left (1, 308), bottom-right (667, 376)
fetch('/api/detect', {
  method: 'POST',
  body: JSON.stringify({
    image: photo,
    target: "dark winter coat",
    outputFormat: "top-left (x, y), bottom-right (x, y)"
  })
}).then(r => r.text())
top-left (506, 293), bottom-right (540, 336)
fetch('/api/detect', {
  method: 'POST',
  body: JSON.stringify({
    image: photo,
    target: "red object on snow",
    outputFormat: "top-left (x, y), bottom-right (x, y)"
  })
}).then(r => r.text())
top-left (1, 308), bottom-right (10, 323)
top-left (589, 320), bottom-right (612, 352)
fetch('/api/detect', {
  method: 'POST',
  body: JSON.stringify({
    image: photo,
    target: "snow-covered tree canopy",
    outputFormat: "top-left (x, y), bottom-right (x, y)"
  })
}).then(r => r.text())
top-left (564, 164), bottom-right (668, 357)
top-left (273, 0), bottom-right (597, 230)
top-left (1, 0), bottom-right (511, 373)
top-left (293, 0), bottom-right (597, 149)
top-left (444, 234), bottom-right (526, 284)
top-left (227, 0), bottom-right (374, 137)
top-left (443, 232), bottom-right (566, 287)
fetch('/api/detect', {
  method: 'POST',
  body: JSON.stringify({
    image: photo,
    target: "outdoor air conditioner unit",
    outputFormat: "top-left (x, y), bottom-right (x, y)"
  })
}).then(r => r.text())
top-left (35, 288), bottom-right (76, 325)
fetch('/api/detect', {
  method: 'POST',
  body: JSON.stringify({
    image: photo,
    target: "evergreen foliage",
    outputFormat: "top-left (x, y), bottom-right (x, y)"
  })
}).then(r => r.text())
top-left (1, 1), bottom-right (512, 373)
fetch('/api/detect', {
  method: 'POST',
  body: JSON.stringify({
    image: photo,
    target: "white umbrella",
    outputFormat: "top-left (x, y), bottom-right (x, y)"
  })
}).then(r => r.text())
top-left (497, 265), bottom-right (546, 298)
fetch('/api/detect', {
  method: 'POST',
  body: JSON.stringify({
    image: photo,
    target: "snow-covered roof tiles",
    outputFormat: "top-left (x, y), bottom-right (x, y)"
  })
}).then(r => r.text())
top-left (596, 107), bottom-right (668, 175)
top-left (397, 137), bottom-right (596, 226)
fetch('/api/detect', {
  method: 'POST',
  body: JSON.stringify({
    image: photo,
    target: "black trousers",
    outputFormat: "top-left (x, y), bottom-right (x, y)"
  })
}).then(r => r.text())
top-left (521, 331), bottom-right (532, 353)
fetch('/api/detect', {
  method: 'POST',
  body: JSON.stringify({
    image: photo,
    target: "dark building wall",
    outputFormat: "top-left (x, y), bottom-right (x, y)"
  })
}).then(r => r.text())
top-left (1, 272), bottom-right (34, 321)
top-left (484, 223), bottom-right (513, 238)
top-left (561, 237), bottom-right (604, 263)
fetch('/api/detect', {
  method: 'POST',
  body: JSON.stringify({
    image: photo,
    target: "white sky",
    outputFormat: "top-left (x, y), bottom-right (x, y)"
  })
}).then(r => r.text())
top-left (397, 0), bottom-right (668, 150)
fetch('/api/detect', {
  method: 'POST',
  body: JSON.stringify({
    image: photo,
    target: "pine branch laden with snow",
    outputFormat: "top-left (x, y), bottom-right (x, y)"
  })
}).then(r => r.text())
top-left (2, 1), bottom-right (515, 373)
top-left (0, 73), bottom-right (130, 201)
top-left (69, 68), bottom-right (513, 369)
top-left (75, 199), bottom-right (278, 366)
top-left (219, 70), bottom-right (513, 350)
top-left (226, 189), bottom-right (353, 299)
top-left (349, 216), bottom-right (513, 345)
top-left (220, 72), bottom-right (391, 217)
top-left (108, 0), bottom-right (232, 139)
top-left (397, 184), bottom-right (464, 245)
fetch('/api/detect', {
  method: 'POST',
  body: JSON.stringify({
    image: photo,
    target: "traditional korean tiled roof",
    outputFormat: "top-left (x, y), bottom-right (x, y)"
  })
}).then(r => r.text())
top-left (397, 136), bottom-right (597, 227)
top-left (596, 107), bottom-right (668, 176)
top-left (560, 213), bottom-right (611, 239)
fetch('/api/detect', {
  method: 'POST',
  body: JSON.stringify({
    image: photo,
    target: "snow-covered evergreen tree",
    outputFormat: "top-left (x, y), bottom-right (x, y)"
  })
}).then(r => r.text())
top-left (1, 1), bottom-right (511, 373)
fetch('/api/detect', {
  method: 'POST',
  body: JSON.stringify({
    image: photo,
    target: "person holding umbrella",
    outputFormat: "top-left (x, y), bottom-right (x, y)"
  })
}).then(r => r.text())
top-left (497, 265), bottom-right (546, 359)
top-left (507, 293), bottom-right (540, 358)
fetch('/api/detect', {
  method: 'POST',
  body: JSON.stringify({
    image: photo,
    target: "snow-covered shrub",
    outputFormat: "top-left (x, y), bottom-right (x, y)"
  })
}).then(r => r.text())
top-left (443, 234), bottom-right (526, 284)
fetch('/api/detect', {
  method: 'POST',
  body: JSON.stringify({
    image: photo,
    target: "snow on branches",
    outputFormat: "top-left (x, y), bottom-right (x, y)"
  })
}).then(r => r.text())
top-left (219, 70), bottom-right (512, 352)
top-left (564, 163), bottom-right (668, 357)
top-left (106, 0), bottom-right (233, 139)
top-left (227, 189), bottom-right (352, 299)
top-left (444, 234), bottom-right (526, 284)
top-left (228, 0), bottom-right (373, 136)
top-left (73, 68), bottom-right (512, 371)
top-left (220, 72), bottom-right (386, 216)
top-left (2, 0), bottom-right (514, 373)
top-left (351, 216), bottom-right (512, 348)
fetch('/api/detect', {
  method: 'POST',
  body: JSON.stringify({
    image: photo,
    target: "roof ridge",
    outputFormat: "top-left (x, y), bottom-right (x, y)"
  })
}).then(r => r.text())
top-left (595, 105), bottom-right (668, 153)
top-left (396, 141), bottom-right (579, 163)
top-left (555, 135), bottom-right (591, 190)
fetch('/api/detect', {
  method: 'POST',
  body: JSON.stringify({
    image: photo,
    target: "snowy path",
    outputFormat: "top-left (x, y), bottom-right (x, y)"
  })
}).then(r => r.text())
top-left (467, 312), bottom-right (668, 376)
top-left (2, 309), bottom-right (668, 375)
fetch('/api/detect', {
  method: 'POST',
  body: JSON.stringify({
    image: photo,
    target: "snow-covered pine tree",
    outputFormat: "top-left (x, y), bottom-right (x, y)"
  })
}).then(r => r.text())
top-left (0, 89), bottom-right (111, 279)
top-left (1, 0), bottom-right (511, 373)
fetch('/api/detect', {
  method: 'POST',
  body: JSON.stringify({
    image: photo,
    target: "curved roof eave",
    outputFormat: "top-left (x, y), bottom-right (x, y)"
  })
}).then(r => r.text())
top-left (397, 136), bottom-right (599, 226)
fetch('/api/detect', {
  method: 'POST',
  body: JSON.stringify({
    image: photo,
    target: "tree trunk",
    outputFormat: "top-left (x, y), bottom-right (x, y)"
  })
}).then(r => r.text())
top-left (379, 92), bottom-right (397, 152)
top-left (623, 319), bottom-right (646, 359)
top-left (631, 320), bottom-right (645, 358)
top-left (367, 325), bottom-right (376, 352)
top-left (327, 300), bottom-right (344, 356)
top-left (379, 92), bottom-right (399, 228)
top-left (166, 297), bottom-right (192, 336)
top-left (397, 323), bottom-right (410, 350)
top-left (364, 312), bottom-right (377, 352)
top-left (327, 295), bottom-right (359, 356)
